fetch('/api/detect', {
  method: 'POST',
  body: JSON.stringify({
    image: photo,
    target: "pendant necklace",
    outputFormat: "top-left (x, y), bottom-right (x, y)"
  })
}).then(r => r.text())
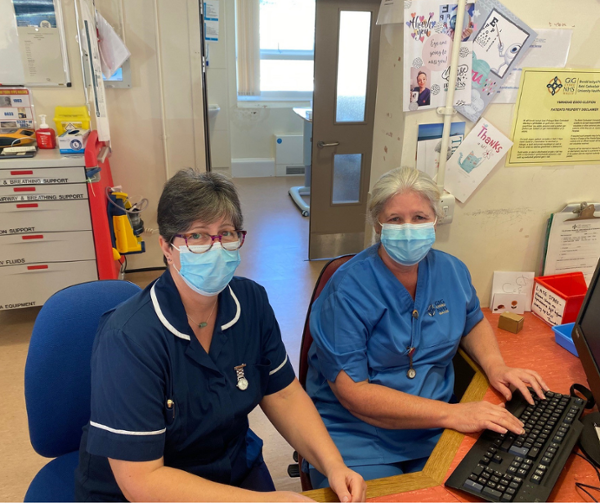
top-left (187, 300), bottom-right (218, 329)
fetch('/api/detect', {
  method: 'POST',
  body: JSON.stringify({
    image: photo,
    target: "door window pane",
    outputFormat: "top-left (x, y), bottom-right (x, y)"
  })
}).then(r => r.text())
top-left (332, 154), bottom-right (362, 204)
top-left (336, 11), bottom-right (371, 123)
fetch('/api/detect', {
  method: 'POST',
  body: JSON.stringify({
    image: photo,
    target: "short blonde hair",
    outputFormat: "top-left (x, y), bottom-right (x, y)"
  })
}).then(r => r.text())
top-left (368, 167), bottom-right (442, 229)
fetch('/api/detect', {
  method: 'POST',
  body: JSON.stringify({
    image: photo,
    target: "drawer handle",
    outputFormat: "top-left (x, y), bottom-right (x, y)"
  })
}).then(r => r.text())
top-left (10, 170), bottom-right (34, 175)
top-left (14, 187), bottom-right (35, 192)
top-left (16, 203), bottom-right (38, 209)
top-left (27, 265), bottom-right (49, 271)
top-left (22, 235), bottom-right (44, 240)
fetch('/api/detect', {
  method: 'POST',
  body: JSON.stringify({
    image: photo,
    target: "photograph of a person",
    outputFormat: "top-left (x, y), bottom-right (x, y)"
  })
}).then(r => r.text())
top-left (411, 70), bottom-right (431, 107)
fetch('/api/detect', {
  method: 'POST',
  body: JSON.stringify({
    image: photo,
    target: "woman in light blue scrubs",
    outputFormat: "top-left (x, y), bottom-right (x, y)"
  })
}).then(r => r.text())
top-left (306, 167), bottom-right (548, 488)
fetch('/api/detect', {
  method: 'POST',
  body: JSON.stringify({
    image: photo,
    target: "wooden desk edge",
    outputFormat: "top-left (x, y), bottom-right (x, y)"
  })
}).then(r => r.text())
top-left (302, 349), bottom-right (490, 501)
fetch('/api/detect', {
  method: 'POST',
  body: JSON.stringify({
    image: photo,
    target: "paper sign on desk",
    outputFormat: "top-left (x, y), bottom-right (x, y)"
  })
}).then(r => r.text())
top-left (532, 283), bottom-right (567, 326)
top-left (444, 117), bottom-right (512, 203)
top-left (490, 271), bottom-right (535, 311)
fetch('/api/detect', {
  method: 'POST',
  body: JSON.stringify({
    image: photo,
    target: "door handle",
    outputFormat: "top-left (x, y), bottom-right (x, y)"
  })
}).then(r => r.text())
top-left (317, 141), bottom-right (340, 149)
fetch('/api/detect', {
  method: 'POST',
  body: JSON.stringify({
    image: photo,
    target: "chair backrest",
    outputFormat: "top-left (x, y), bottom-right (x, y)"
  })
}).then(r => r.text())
top-left (298, 254), bottom-right (355, 388)
top-left (24, 280), bottom-right (142, 458)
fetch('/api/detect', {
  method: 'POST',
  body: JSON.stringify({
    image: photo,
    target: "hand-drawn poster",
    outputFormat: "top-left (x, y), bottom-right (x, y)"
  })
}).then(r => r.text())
top-left (455, 0), bottom-right (537, 122)
top-left (444, 117), bottom-right (513, 202)
top-left (403, 0), bottom-right (473, 112)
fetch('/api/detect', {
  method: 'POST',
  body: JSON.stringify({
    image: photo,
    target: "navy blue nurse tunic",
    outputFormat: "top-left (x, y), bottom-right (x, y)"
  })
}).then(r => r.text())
top-left (74, 270), bottom-right (295, 501)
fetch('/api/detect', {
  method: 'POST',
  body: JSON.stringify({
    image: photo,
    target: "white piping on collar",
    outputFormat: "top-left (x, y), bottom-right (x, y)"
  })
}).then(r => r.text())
top-left (221, 286), bottom-right (241, 330)
top-left (150, 283), bottom-right (191, 341)
top-left (150, 283), bottom-right (241, 338)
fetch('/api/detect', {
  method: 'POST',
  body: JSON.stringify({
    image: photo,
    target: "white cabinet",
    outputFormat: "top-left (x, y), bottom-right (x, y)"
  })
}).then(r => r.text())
top-left (0, 151), bottom-right (98, 310)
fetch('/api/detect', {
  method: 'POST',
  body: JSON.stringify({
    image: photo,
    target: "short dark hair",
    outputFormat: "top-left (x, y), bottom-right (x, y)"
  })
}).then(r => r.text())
top-left (157, 168), bottom-right (243, 264)
top-left (417, 71), bottom-right (427, 79)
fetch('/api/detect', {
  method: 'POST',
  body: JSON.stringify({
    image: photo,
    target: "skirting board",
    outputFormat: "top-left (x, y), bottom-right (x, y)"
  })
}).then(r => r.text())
top-left (231, 158), bottom-right (275, 178)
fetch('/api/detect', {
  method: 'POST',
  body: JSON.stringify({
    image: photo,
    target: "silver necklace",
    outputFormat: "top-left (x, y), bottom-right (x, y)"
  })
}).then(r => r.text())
top-left (187, 300), bottom-right (218, 329)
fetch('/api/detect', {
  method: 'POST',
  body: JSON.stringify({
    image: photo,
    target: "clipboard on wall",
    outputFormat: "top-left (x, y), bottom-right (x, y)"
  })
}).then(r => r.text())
top-left (0, 0), bottom-right (71, 87)
top-left (543, 203), bottom-right (600, 285)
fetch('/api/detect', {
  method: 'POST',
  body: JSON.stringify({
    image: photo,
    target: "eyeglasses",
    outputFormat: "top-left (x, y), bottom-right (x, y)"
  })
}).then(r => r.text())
top-left (174, 230), bottom-right (247, 254)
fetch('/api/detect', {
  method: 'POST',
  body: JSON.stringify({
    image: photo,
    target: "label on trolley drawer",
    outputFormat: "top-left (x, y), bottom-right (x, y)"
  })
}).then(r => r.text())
top-left (0, 301), bottom-right (37, 309)
top-left (0, 227), bottom-right (36, 235)
top-left (1, 178), bottom-right (69, 186)
top-left (0, 193), bottom-right (85, 203)
top-left (0, 258), bottom-right (25, 266)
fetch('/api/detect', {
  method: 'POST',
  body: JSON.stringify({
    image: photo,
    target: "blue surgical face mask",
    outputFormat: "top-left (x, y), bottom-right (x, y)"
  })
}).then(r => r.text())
top-left (172, 242), bottom-right (241, 296)
top-left (379, 219), bottom-right (436, 266)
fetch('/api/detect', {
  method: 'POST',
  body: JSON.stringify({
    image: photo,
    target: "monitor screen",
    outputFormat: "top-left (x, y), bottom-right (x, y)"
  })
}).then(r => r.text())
top-left (580, 273), bottom-right (600, 361)
top-left (574, 258), bottom-right (600, 405)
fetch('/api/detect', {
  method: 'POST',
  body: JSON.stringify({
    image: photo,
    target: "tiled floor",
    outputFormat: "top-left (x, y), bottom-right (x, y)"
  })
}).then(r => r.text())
top-left (0, 176), bottom-right (324, 501)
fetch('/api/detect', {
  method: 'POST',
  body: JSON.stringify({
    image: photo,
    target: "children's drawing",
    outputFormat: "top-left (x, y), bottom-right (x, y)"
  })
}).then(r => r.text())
top-left (403, 0), bottom-right (472, 112)
top-left (455, 0), bottom-right (536, 122)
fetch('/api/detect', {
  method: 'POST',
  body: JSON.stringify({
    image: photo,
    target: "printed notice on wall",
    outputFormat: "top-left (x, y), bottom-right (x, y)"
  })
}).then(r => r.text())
top-left (508, 68), bottom-right (600, 166)
top-left (532, 283), bottom-right (567, 326)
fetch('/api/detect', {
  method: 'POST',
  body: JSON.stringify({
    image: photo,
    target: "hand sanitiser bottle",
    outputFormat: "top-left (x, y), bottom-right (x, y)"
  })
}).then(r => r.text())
top-left (35, 114), bottom-right (57, 149)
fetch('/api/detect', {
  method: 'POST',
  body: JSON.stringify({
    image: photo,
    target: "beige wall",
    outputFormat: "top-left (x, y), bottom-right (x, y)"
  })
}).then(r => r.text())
top-left (371, 0), bottom-right (600, 306)
top-left (29, 0), bottom-right (206, 270)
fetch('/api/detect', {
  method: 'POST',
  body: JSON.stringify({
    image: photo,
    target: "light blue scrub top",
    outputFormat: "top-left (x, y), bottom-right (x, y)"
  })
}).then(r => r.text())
top-left (306, 245), bottom-right (484, 467)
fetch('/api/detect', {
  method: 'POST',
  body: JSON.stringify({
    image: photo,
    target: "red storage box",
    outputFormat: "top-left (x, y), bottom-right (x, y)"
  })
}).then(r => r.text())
top-left (531, 272), bottom-right (588, 326)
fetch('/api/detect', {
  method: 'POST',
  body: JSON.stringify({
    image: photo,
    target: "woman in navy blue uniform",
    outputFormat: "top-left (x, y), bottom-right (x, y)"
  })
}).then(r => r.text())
top-left (306, 167), bottom-right (548, 488)
top-left (75, 169), bottom-right (365, 502)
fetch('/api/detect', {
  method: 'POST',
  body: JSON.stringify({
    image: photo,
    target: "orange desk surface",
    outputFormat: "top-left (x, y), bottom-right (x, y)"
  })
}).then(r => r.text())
top-left (303, 310), bottom-right (598, 502)
top-left (371, 310), bottom-right (596, 503)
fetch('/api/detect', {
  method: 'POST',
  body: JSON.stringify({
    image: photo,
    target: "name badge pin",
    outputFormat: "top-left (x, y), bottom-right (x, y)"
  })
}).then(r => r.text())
top-left (234, 363), bottom-right (248, 391)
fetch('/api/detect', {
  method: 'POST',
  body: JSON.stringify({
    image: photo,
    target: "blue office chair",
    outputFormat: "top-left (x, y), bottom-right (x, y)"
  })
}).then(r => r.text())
top-left (24, 280), bottom-right (142, 502)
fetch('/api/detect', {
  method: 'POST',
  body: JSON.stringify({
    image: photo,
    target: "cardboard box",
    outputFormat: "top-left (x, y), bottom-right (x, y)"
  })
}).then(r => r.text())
top-left (58, 129), bottom-right (90, 154)
top-left (498, 312), bottom-right (524, 334)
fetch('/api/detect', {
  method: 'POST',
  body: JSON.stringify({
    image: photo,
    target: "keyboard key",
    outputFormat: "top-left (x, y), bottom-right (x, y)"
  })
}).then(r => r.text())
top-left (523, 459), bottom-right (533, 466)
top-left (500, 479), bottom-right (511, 487)
top-left (473, 464), bottom-right (486, 476)
top-left (553, 436), bottom-right (563, 443)
top-left (491, 475), bottom-right (501, 483)
top-left (497, 484), bottom-right (507, 492)
top-left (534, 469), bottom-right (545, 478)
top-left (524, 442), bottom-right (533, 449)
top-left (551, 442), bottom-right (560, 449)
top-left (506, 487), bottom-right (516, 495)
top-left (509, 446), bottom-right (530, 457)
top-left (531, 474), bottom-right (542, 484)
top-left (485, 467), bottom-right (495, 474)
top-left (527, 447), bottom-right (540, 459)
top-left (513, 477), bottom-right (524, 485)
top-left (509, 481), bottom-right (520, 489)
top-left (478, 477), bottom-right (488, 485)
top-left (487, 481), bottom-right (497, 489)
top-left (507, 466), bottom-right (518, 475)
top-left (483, 486), bottom-right (503, 499)
top-left (464, 479), bottom-right (484, 493)
top-left (482, 472), bottom-right (491, 479)
top-left (517, 468), bottom-right (527, 476)
top-left (542, 456), bottom-right (552, 464)
top-left (534, 442), bottom-right (544, 449)
top-left (493, 454), bottom-right (503, 464)
top-left (504, 474), bottom-right (514, 481)
top-left (468, 473), bottom-right (478, 481)
top-left (481, 456), bottom-right (491, 465)
top-left (501, 493), bottom-right (513, 501)
top-left (489, 446), bottom-right (498, 454)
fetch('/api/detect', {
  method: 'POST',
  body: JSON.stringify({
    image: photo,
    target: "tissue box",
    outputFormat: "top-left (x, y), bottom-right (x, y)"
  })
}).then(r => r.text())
top-left (58, 129), bottom-right (90, 154)
top-left (498, 312), bottom-right (524, 334)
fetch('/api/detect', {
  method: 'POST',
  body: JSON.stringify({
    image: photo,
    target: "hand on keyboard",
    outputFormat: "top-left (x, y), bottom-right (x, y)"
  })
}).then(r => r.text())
top-left (486, 364), bottom-right (549, 405)
top-left (445, 401), bottom-right (526, 435)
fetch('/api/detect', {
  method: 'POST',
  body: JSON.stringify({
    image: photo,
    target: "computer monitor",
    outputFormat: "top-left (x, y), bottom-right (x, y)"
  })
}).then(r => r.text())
top-left (572, 258), bottom-right (600, 406)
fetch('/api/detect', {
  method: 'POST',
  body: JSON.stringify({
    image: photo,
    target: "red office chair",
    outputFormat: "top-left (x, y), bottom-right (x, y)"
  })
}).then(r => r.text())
top-left (288, 254), bottom-right (355, 491)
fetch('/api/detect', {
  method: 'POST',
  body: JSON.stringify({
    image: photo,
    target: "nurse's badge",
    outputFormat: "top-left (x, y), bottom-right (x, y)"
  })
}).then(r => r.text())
top-left (234, 364), bottom-right (248, 391)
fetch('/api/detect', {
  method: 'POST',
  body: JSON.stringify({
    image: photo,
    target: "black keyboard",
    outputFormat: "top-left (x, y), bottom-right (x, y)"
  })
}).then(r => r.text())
top-left (446, 389), bottom-right (586, 502)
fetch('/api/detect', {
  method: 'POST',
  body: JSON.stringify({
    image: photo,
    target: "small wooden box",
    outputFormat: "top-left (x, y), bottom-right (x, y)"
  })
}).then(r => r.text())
top-left (498, 312), bottom-right (524, 334)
